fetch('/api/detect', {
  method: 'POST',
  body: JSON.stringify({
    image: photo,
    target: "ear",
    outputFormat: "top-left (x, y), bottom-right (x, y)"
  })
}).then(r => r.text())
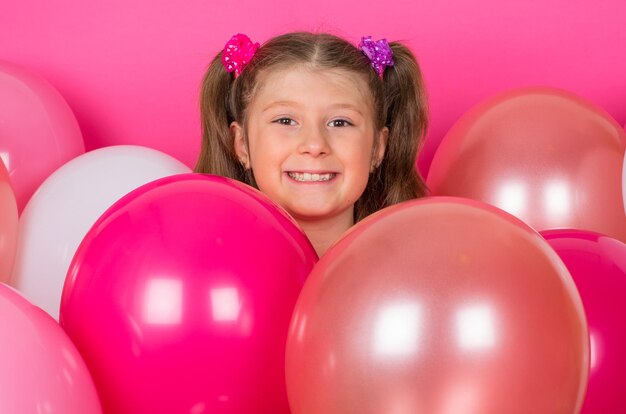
top-left (372, 127), bottom-right (389, 171)
top-left (231, 121), bottom-right (250, 169)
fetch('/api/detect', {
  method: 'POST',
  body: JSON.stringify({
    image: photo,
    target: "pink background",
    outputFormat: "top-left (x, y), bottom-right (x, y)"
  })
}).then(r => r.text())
top-left (1, 0), bottom-right (624, 175)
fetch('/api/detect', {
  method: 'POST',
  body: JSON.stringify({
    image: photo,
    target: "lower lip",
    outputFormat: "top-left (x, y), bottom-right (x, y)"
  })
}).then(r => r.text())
top-left (285, 173), bottom-right (339, 185)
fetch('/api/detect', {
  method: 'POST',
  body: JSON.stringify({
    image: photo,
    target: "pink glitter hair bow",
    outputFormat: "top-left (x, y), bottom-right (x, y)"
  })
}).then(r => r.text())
top-left (221, 33), bottom-right (260, 78)
top-left (358, 36), bottom-right (394, 78)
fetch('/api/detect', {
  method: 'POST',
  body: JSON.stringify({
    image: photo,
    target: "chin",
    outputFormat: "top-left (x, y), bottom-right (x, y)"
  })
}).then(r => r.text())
top-left (287, 206), bottom-right (347, 223)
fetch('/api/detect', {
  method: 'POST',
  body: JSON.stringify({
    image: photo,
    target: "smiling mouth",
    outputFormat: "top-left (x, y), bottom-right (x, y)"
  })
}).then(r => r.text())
top-left (287, 172), bottom-right (337, 182)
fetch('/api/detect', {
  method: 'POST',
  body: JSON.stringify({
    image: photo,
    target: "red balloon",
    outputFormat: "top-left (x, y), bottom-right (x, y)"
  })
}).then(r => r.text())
top-left (60, 174), bottom-right (317, 414)
top-left (286, 197), bottom-right (588, 414)
top-left (427, 87), bottom-right (626, 243)
top-left (542, 230), bottom-right (626, 413)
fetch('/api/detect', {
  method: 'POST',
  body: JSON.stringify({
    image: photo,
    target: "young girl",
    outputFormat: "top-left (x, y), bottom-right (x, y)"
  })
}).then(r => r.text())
top-left (195, 32), bottom-right (428, 256)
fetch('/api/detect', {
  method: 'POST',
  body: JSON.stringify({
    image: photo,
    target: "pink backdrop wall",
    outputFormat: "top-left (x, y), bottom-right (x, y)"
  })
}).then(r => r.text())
top-left (1, 0), bottom-right (624, 175)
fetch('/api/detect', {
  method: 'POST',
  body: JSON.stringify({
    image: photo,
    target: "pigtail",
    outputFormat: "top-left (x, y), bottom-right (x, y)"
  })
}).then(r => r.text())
top-left (381, 42), bottom-right (429, 202)
top-left (194, 52), bottom-right (246, 182)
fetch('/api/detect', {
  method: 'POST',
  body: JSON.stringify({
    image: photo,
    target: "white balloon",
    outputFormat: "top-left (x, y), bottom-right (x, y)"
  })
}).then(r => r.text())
top-left (9, 145), bottom-right (191, 319)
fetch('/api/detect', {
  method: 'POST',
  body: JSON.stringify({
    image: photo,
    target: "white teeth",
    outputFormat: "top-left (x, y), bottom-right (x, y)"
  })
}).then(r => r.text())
top-left (288, 172), bottom-right (336, 182)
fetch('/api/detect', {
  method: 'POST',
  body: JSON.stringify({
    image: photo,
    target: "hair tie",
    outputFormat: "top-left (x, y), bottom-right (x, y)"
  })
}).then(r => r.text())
top-left (222, 33), bottom-right (260, 78)
top-left (359, 36), bottom-right (394, 78)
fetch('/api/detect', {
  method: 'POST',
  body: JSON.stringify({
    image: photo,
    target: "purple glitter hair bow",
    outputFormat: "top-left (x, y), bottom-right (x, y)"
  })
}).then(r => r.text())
top-left (358, 36), bottom-right (394, 77)
top-left (222, 33), bottom-right (260, 78)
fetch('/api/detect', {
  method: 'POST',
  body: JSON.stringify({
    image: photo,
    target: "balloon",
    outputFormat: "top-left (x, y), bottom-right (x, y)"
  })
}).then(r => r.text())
top-left (0, 160), bottom-right (17, 281)
top-left (622, 147), bottom-right (625, 215)
top-left (0, 60), bottom-right (85, 212)
top-left (427, 87), bottom-right (626, 243)
top-left (541, 230), bottom-right (626, 413)
top-left (0, 283), bottom-right (102, 413)
top-left (286, 197), bottom-right (588, 414)
top-left (10, 145), bottom-right (190, 320)
top-left (60, 174), bottom-right (317, 414)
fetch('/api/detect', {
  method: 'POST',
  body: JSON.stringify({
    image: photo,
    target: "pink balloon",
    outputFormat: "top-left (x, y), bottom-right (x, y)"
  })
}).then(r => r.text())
top-left (0, 60), bottom-right (84, 212)
top-left (286, 197), bottom-right (589, 414)
top-left (60, 174), bottom-right (317, 414)
top-left (0, 160), bottom-right (17, 281)
top-left (427, 87), bottom-right (626, 243)
top-left (541, 230), bottom-right (626, 413)
top-left (0, 283), bottom-right (102, 413)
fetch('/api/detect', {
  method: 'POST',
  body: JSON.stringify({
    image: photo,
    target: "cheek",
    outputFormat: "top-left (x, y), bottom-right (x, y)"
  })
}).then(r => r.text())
top-left (341, 141), bottom-right (375, 172)
top-left (248, 141), bottom-right (286, 190)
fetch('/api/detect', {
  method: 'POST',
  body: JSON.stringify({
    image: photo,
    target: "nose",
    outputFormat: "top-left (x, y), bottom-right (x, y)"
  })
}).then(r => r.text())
top-left (297, 124), bottom-right (330, 157)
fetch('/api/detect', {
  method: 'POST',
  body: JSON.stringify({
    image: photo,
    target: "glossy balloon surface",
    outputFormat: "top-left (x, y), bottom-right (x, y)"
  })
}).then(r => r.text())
top-left (286, 197), bottom-right (589, 414)
top-left (61, 174), bottom-right (317, 414)
top-left (428, 87), bottom-right (626, 242)
top-left (0, 160), bottom-right (17, 281)
top-left (0, 60), bottom-right (84, 212)
top-left (543, 229), bottom-right (626, 413)
top-left (0, 283), bottom-right (102, 414)
top-left (11, 145), bottom-right (190, 319)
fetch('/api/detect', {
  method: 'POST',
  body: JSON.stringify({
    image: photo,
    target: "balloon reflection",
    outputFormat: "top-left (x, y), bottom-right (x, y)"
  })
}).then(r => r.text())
top-left (142, 278), bottom-right (182, 325)
top-left (0, 152), bottom-right (10, 169)
top-left (189, 402), bottom-right (206, 414)
top-left (441, 381), bottom-right (479, 414)
top-left (495, 181), bottom-right (526, 217)
top-left (589, 329), bottom-right (601, 373)
top-left (543, 180), bottom-right (571, 220)
top-left (210, 286), bottom-right (241, 322)
top-left (456, 305), bottom-right (495, 350)
top-left (373, 302), bottom-right (422, 358)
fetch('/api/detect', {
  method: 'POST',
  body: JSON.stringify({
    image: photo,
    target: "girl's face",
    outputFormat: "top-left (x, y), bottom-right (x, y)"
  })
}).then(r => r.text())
top-left (232, 66), bottom-right (387, 225)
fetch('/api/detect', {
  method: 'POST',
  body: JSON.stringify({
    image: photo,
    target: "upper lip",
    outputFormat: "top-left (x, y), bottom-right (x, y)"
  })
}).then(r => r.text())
top-left (285, 170), bottom-right (339, 174)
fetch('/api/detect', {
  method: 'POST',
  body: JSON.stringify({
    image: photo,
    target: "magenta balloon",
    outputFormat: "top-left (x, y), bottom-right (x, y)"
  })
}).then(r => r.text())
top-left (427, 87), bottom-right (626, 242)
top-left (0, 60), bottom-right (85, 212)
top-left (60, 174), bottom-right (317, 414)
top-left (542, 229), bottom-right (626, 413)
top-left (286, 197), bottom-right (589, 414)
top-left (0, 283), bottom-right (102, 413)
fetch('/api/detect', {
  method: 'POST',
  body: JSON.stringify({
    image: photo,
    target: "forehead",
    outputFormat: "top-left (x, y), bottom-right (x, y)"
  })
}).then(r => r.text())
top-left (251, 65), bottom-right (374, 110)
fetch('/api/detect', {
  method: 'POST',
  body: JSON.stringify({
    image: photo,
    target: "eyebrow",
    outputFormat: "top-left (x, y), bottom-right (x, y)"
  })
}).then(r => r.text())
top-left (262, 101), bottom-right (364, 116)
top-left (262, 100), bottom-right (302, 112)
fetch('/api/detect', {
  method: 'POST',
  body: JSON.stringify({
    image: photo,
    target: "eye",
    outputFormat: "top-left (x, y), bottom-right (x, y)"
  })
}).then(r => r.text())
top-left (328, 119), bottom-right (353, 128)
top-left (273, 117), bottom-right (297, 126)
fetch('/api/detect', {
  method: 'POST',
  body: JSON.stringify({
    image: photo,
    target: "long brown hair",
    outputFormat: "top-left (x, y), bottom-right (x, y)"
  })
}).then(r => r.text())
top-left (195, 32), bottom-right (429, 222)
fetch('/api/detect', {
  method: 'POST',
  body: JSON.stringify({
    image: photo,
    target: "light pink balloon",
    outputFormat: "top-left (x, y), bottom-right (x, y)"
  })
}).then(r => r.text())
top-left (0, 283), bottom-right (102, 414)
top-left (0, 160), bottom-right (17, 281)
top-left (427, 87), bottom-right (626, 243)
top-left (0, 60), bottom-right (84, 212)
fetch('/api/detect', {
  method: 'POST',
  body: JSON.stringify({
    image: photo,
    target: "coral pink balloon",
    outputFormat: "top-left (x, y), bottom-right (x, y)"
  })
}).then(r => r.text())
top-left (0, 60), bottom-right (84, 212)
top-left (542, 230), bottom-right (626, 413)
top-left (60, 174), bottom-right (317, 414)
top-left (0, 160), bottom-right (17, 281)
top-left (427, 87), bottom-right (626, 243)
top-left (0, 283), bottom-right (102, 413)
top-left (286, 197), bottom-right (589, 414)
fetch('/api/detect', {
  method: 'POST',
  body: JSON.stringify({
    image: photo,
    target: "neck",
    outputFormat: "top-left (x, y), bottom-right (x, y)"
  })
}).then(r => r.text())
top-left (295, 210), bottom-right (355, 257)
